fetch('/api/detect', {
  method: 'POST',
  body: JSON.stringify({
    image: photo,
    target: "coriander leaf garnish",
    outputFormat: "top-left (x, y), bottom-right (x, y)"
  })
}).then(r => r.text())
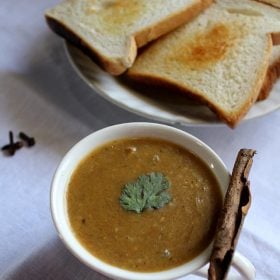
top-left (119, 172), bottom-right (171, 213)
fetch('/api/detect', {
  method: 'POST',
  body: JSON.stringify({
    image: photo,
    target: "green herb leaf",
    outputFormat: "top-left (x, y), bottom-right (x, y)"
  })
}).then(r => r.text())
top-left (119, 172), bottom-right (171, 213)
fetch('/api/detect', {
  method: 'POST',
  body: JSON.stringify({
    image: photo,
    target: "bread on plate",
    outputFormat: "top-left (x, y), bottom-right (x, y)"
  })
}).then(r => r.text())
top-left (128, 0), bottom-right (280, 127)
top-left (259, 46), bottom-right (280, 100)
top-left (45, 0), bottom-right (212, 75)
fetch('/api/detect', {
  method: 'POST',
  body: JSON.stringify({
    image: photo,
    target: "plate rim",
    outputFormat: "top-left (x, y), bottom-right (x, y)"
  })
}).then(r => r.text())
top-left (64, 42), bottom-right (280, 128)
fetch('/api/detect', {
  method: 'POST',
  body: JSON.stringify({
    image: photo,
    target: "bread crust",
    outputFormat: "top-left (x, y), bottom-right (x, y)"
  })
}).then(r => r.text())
top-left (271, 32), bottom-right (280, 45)
top-left (134, 0), bottom-right (213, 47)
top-left (45, 0), bottom-right (212, 76)
top-left (258, 53), bottom-right (280, 100)
top-left (255, 0), bottom-right (280, 9)
top-left (128, 35), bottom-right (272, 128)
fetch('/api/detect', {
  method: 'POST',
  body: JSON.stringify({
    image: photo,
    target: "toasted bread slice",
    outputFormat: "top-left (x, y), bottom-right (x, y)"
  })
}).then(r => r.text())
top-left (217, 0), bottom-right (280, 45)
top-left (255, 0), bottom-right (280, 107)
top-left (128, 0), bottom-right (280, 127)
top-left (255, 0), bottom-right (280, 9)
top-left (258, 46), bottom-right (280, 100)
top-left (45, 0), bottom-right (212, 75)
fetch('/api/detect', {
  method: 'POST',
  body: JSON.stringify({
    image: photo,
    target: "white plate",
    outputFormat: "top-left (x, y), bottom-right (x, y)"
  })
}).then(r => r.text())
top-left (65, 43), bottom-right (280, 127)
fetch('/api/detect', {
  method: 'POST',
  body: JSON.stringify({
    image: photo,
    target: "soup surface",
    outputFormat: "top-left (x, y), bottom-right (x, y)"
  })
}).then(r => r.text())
top-left (67, 138), bottom-right (223, 272)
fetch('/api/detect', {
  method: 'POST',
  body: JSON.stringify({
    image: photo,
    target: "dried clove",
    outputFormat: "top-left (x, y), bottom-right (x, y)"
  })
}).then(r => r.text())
top-left (19, 132), bottom-right (35, 147)
top-left (1, 132), bottom-right (23, 156)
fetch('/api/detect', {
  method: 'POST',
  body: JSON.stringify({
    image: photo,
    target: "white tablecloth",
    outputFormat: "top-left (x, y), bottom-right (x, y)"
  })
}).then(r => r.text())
top-left (1, 1), bottom-right (280, 279)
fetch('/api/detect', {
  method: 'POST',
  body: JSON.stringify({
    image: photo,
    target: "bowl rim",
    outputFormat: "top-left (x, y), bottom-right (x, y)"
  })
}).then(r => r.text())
top-left (50, 122), bottom-right (229, 280)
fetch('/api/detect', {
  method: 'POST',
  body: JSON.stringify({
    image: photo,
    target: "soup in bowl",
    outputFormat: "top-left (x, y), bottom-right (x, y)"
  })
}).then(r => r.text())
top-left (51, 122), bottom-right (254, 280)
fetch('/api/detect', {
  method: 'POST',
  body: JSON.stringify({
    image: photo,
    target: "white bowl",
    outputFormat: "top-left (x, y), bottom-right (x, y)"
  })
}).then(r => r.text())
top-left (51, 122), bottom-right (253, 280)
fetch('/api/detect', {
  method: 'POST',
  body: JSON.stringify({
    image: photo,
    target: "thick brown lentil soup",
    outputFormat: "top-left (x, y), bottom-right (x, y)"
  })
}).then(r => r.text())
top-left (67, 138), bottom-right (223, 272)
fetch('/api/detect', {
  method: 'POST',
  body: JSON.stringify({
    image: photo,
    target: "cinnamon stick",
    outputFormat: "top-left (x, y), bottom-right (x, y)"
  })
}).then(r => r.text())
top-left (208, 149), bottom-right (256, 280)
